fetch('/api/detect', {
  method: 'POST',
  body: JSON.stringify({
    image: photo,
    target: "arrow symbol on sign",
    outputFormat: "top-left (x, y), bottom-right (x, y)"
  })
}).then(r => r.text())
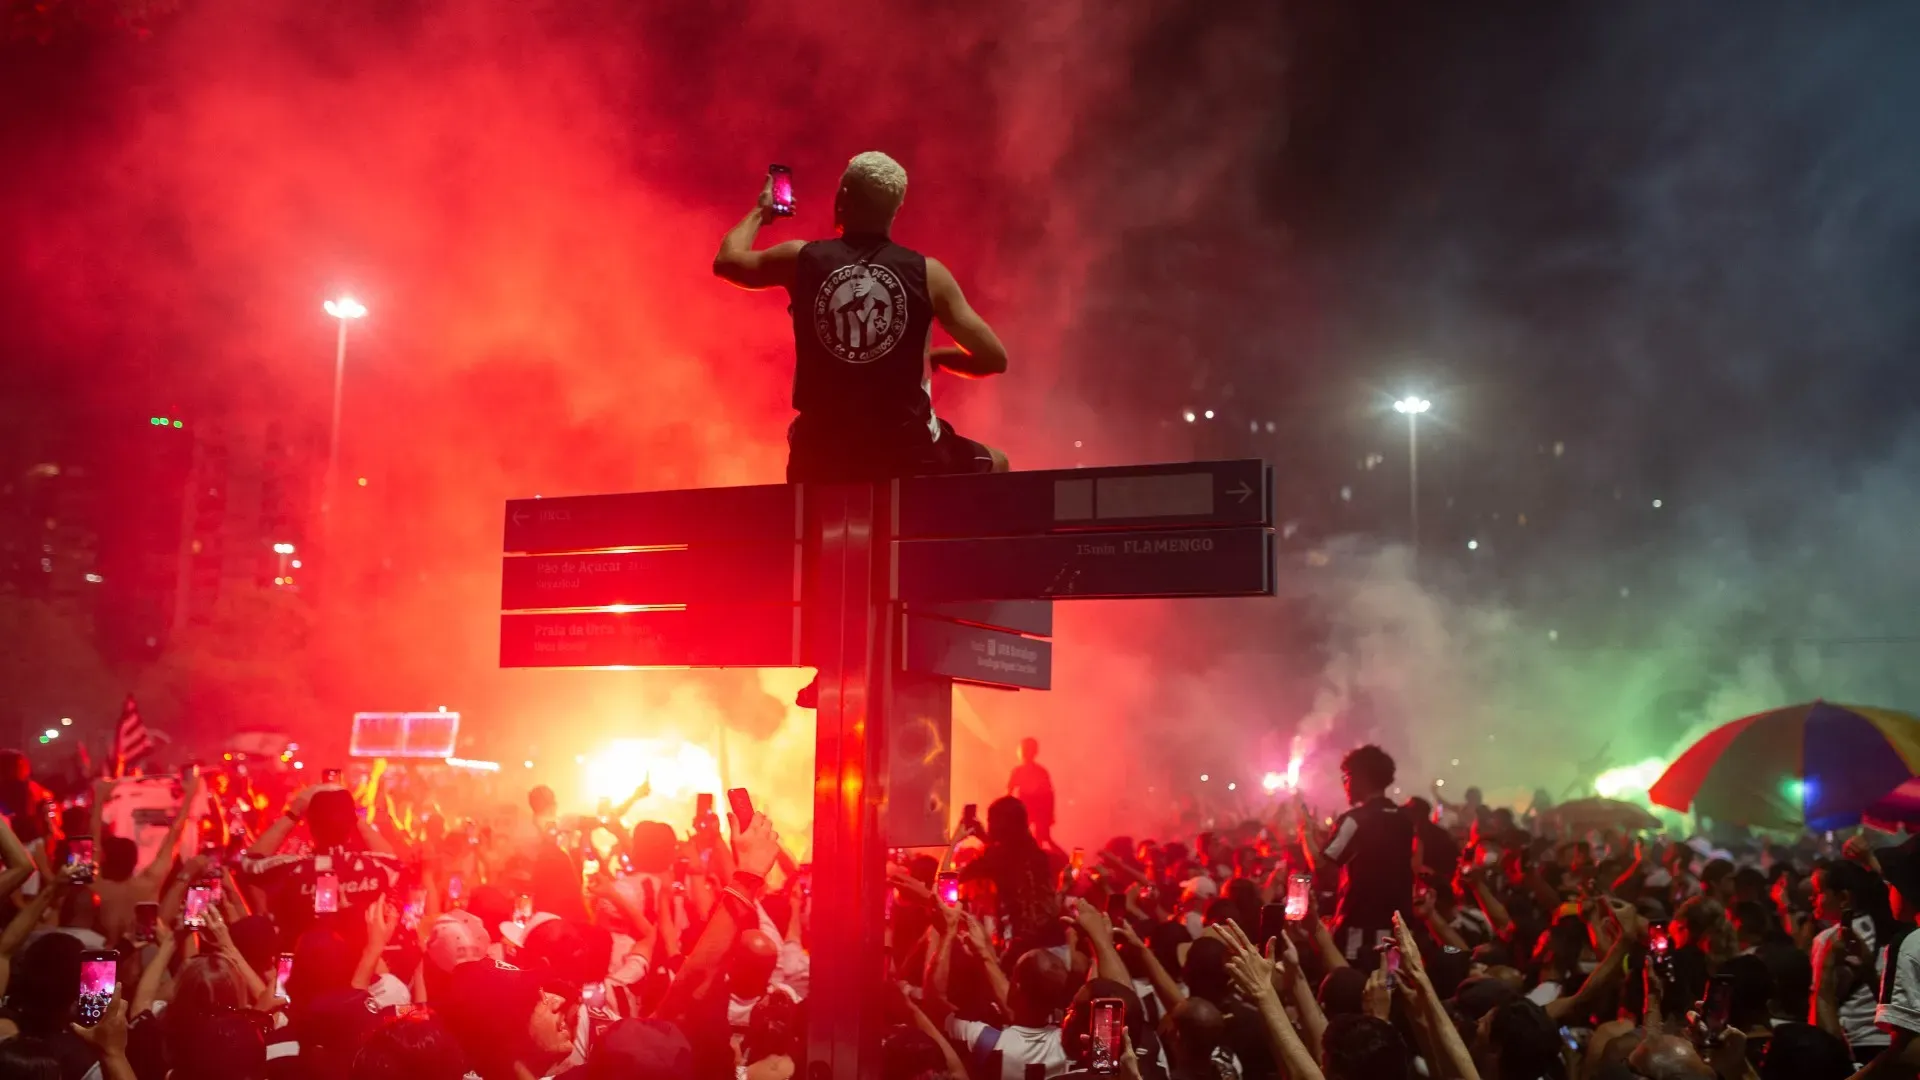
top-left (1227, 480), bottom-right (1253, 504)
top-left (511, 508), bottom-right (530, 526)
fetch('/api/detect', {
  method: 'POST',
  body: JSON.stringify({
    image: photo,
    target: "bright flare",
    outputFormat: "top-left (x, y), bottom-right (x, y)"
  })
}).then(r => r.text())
top-left (1594, 758), bottom-right (1668, 800)
top-left (583, 738), bottom-right (722, 807)
top-left (1282, 745), bottom-right (1305, 790)
top-left (1261, 772), bottom-right (1285, 793)
top-left (324, 296), bottom-right (368, 319)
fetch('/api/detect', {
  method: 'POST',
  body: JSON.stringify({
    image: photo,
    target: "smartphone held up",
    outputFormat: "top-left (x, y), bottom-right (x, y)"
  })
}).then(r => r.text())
top-left (1090, 997), bottom-right (1125, 1074)
top-left (66, 835), bottom-right (96, 885)
top-left (1703, 973), bottom-right (1735, 1040)
top-left (727, 788), bottom-right (755, 831)
top-left (133, 902), bottom-right (160, 944)
top-left (1285, 874), bottom-right (1312, 921)
top-left (184, 882), bottom-right (216, 928)
top-left (768, 165), bottom-right (795, 217)
top-left (78, 950), bottom-right (118, 1026)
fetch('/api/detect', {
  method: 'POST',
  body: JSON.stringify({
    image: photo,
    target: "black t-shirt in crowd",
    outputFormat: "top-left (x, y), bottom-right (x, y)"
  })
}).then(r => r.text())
top-left (239, 845), bottom-right (402, 941)
top-left (1416, 819), bottom-right (1458, 879)
top-left (1322, 796), bottom-right (1415, 933)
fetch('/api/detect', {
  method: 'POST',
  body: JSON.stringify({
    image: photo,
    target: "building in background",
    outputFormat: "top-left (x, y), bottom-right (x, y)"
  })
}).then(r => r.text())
top-left (93, 411), bottom-right (317, 660)
top-left (0, 459), bottom-right (103, 627)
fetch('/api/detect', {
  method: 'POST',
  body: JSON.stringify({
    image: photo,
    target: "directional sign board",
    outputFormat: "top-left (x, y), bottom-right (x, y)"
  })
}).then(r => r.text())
top-left (901, 613), bottom-right (1051, 690)
top-left (894, 526), bottom-right (1274, 603)
top-left (501, 544), bottom-right (801, 610)
top-left (503, 483), bottom-right (801, 553)
top-left (500, 484), bottom-right (803, 669)
top-left (895, 459), bottom-right (1271, 539)
top-left (906, 601), bottom-right (1053, 638)
top-left (499, 607), bottom-right (800, 668)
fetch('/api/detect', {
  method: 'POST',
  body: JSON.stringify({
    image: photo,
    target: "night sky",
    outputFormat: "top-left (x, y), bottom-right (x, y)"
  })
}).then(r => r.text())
top-left (2, 0), bottom-right (1918, 833)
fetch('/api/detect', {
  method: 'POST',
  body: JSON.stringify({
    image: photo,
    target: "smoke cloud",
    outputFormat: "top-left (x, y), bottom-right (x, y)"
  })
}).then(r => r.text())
top-left (3, 1), bottom-right (1919, 844)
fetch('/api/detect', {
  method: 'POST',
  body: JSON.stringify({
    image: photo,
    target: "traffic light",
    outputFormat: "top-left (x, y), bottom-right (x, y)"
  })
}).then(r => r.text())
top-left (148, 417), bottom-right (185, 429)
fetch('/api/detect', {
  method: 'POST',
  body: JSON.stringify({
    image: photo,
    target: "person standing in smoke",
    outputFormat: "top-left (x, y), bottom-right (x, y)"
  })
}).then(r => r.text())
top-left (1007, 737), bottom-right (1056, 846)
top-left (1307, 744), bottom-right (1414, 969)
top-left (712, 150), bottom-right (1014, 707)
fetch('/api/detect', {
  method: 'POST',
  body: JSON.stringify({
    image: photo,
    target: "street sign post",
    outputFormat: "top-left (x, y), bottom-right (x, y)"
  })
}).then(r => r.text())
top-left (501, 543), bottom-right (801, 609)
top-left (900, 612), bottom-right (1052, 691)
top-left (894, 526), bottom-right (1275, 602)
top-left (498, 607), bottom-right (801, 668)
top-left (498, 460), bottom-right (1274, 1079)
top-left (908, 600), bottom-right (1054, 637)
top-left (503, 483), bottom-right (801, 553)
top-left (894, 459), bottom-right (1270, 538)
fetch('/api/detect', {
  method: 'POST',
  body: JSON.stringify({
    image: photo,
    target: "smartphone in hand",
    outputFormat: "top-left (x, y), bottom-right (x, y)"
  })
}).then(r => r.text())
top-left (66, 835), bottom-right (96, 885)
top-left (77, 950), bottom-right (118, 1026)
top-left (727, 788), bottom-right (755, 830)
top-left (1703, 973), bottom-right (1735, 1040)
top-left (768, 165), bottom-right (795, 217)
top-left (1259, 902), bottom-right (1290, 948)
top-left (312, 855), bottom-right (339, 915)
top-left (1285, 874), bottom-right (1312, 921)
top-left (133, 902), bottom-right (160, 944)
top-left (184, 883), bottom-right (215, 927)
top-left (1090, 997), bottom-right (1125, 1074)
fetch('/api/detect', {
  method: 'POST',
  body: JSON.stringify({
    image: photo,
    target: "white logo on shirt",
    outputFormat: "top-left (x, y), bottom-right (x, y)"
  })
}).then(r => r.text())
top-left (813, 263), bottom-right (908, 364)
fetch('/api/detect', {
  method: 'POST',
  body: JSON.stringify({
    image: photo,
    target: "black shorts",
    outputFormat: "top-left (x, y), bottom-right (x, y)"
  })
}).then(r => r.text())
top-left (785, 415), bottom-right (996, 484)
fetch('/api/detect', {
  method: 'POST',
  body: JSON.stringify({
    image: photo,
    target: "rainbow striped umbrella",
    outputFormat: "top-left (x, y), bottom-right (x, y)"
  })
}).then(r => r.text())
top-left (1649, 701), bottom-right (1920, 830)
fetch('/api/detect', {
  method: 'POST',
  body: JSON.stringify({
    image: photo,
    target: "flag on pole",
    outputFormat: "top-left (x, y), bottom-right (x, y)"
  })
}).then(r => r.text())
top-left (112, 695), bottom-right (152, 778)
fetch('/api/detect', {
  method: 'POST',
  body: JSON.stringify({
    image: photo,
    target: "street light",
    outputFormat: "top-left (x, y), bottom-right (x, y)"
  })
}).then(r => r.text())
top-left (1392, 396), bottom-right (1431, 550)
top-left (322, 296), bottom-right (368, 519)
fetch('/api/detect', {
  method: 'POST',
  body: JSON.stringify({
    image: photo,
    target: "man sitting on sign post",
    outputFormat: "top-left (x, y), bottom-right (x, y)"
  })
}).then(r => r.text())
top-left (712, 150), bottom-right (1012, 485)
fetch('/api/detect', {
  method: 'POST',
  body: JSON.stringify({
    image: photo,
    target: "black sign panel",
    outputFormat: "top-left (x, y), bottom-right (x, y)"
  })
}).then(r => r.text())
top-left (499, 607), bottom-right (801, 668)
top-left (906, 601), bottom-right (1054, 638)
top-left (503, 484), bottom-right (801, 554)
top-left (894, 460), bottom-right (1271, 540)
top-left (501, 544), bottom-right (800, 610)
top-left (900, 613), bottom-right (1052, 690)
top-left (893, 527), bottom-right (1274, 602)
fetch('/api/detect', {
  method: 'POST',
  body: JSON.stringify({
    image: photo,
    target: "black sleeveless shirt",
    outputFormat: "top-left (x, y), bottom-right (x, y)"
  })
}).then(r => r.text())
top-left (788, 233), bottom-right (937, 438)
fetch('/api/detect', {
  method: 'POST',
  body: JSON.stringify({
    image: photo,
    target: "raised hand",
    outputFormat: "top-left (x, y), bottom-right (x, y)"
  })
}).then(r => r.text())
top-left (1213, 918), bottom-right (1259, 962)
top-left (365, 896), bottom-right (400, 949)
top-left (202, 904), bottom-right (236, 952)
top-left (1067, 898), bottom-right (1114, 946)
top-left (70, 994), bottom-right (129, 1056)
top-left (731, 811), bottom-right (781, 878)
top-left (1226, 940), bottom-right (1283, 1012)
top-left (1363, 966), bottom-right (1393, 1021)
top-left (961, 913), bottom-right (995, 958)
top-left (1390, 912), bottom-right (1428, 978)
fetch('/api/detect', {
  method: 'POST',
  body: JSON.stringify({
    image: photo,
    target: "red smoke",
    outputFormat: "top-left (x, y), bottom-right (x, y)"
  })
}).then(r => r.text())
top-left (0, 0), bottom-right (1297, 843)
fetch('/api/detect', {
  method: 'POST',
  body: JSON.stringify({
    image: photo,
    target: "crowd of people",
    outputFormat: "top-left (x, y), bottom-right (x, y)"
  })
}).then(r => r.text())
top-left (0, 737), bottom-right (1915, 1080)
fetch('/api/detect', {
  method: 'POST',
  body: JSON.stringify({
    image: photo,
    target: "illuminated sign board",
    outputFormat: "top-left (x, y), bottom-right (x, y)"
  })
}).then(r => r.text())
top-left (349, 712), bottom-right (461, 759)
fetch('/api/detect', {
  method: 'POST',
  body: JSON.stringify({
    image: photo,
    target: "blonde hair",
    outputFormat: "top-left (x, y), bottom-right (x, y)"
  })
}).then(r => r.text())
top-left (171, 954), bottom-right (252, 1013)
top-left (841, 151), bottom-right (908, 220)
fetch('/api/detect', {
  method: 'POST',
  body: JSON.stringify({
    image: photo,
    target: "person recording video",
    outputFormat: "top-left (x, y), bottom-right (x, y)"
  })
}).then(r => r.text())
top-left (711, 150), bottom-right (1012, 486)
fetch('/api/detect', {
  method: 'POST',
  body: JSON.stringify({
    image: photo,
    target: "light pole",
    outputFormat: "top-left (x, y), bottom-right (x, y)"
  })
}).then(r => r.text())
top-left (321, 297), bottom-right (367, 518)
top-left (1392, 396), bottom-right (1430, 550)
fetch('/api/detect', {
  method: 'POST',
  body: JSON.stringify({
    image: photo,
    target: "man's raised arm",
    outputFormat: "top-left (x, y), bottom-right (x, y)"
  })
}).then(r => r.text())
top-left (713, 178), bottom-right (802, 291)
top-left (926, 258), bottom-right (1008, 377)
